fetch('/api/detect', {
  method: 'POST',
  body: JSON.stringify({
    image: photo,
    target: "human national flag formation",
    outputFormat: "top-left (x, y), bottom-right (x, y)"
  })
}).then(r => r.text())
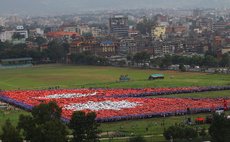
top-left (0, 87), bottom-right (229, 122)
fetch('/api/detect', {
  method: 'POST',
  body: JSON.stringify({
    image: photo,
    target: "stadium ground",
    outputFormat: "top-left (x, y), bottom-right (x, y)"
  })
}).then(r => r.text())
top-left (0, 64), bottom-right (230, 142)
top-left (0, 64), bottom-right (230, 90)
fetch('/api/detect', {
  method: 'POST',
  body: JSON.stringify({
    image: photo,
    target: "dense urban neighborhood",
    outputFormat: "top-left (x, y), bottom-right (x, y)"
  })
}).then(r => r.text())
top-left (1, 8), bottom-right (230, 72)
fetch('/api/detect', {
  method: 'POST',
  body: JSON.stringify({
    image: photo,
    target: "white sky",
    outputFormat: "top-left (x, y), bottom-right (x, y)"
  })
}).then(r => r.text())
top-left (0, 0), bottom-right (229, 16)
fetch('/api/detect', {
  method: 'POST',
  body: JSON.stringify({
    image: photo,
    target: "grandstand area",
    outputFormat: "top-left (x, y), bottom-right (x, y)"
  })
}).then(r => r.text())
top-left (0, 58), bottom-right (32, 69)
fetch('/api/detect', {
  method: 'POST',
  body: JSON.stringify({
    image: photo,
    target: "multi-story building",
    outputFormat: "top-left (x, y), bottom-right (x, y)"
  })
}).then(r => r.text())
top-left (213, 22), bottom-right (227, 32)
top-left (0, 26), bottom-right (28, 43)
top-left (97, 41), bottom-right (118, 56)
top-left (91, 27), bottom-right (103, 37)
top-left (69, 38), bottom-right (118, 57)
top-left (76, 25), bottom-right (91, 35)
top-left (120, 38), bottom-right (137, 55)
top-left (193, 9), bottom-right (203, 18)
top-left (221, 45), bottom-right (230, 54)
top-left (0, 17), bottom-right (5, 26)
top-left (46, 31), bottom-right (80, 41)
top-left (109, 15), bottom-right (129, 37)
top-left (63, 26), bottom-right (77, 33)
top-left (69, 40), bottom-right (99, 55)
top-left (153, 41), bottom-right (175, 55)
top-left (151, 26), bottom-right (166, 39)
top-left (0, 31), bottom-right (14, 42)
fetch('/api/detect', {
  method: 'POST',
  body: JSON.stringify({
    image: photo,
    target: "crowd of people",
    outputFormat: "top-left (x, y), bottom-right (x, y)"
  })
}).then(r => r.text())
top-left (0, 86), bottom-right (229, 122)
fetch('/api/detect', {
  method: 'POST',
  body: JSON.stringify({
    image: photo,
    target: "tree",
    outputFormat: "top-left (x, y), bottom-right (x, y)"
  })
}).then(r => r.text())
top-left (203, 55), bottom-right (218, 67)
top-left (70, 52), bottom-right (109, 66)
top-left (209, 114), bottom-right (230, 142)
top-left (190, 55), bottom-right (203, 66)
top-left (133, 52), bottom-right (150, 67)
top-left (18, 101), bottom-right (68, 142)
top-left (1, 119), bottom-right (23, 142)
top-left (41, 119), bottom-right (68, 142)
top-left (17, 115), bottom-right (35, 140)
top-left (199, 127), bottom-right (207, 140)
top-left (35, 36), bottom-right (47, 47)
top-left (31, 101), bottom-right (62, 124)
top-left (45, 40), bottom-right (68, 63)
top-left (220, 53), bottom-right (230, 67)
top-left (128, 136), bottom-right (146, 142)
top-left (164, 125), bottom-right (197, 141)
top-left (69, 111), bottom-right (100, 142)
top-left (179, 64), bottom-right (186, 72)
top-left (160, 54), bottom-right (172, 68)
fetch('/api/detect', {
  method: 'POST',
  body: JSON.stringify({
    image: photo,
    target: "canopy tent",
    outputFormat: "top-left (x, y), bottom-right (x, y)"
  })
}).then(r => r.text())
top-left (148, 74), bottom-right (164, 80)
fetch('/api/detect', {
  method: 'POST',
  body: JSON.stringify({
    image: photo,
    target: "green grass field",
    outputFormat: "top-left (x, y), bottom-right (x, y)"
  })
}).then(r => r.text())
top-left (0, 64), bottom-right (230, 142)
top-left (151, 90), bottom-right (230, 98)
top-left (0, 109), bottom-right (29, 134)
top-left (0, 64), bottom-right (230, 90)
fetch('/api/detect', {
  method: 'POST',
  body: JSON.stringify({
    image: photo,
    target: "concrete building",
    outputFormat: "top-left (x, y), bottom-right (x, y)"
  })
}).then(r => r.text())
top-left (213, 22), bottom-right (227, 32)
top-left (91, 27), bottom-right (103, 37)
top-left (63, 26), bottom-right (77, 32)
top-left (77, 25), bottom-right (91, 35)
top-left (46, 31), bottom-right (80, 41)
top-left (193, 9), bottom-right (203, 18)
top-left (109, 15), bottom-right (129, 37)
top-left (151, 26), bottom-right (166, 39)
top-left (221, 45), bottom-right (230, 54)
top-left (153, 41), bottom-right (175, 55)
top-left (0, 31), bottom-right (14, 42)
top-left (0, 26), bottom-right (28, 43)
top-left (0, 17), bottom-right (5, 26)
top-left (120, 38), bottom-right (137, 55)
top-left (98, 40), bottom-right (118, 56)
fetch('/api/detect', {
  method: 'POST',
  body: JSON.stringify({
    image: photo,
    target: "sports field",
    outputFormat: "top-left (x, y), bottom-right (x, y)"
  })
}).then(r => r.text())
top-left (0, 64), bottom-right (230, 142)
top-left (0, 64), bottom-right (230, 90)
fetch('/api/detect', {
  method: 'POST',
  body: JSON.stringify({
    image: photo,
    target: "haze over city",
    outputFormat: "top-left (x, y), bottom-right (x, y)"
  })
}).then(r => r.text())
top-left (1, 0), bottom-right (230, 16)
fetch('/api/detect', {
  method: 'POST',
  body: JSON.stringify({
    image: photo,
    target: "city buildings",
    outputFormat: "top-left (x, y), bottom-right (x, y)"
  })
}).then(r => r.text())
top-left (109, 15), bottom-right (129, 38)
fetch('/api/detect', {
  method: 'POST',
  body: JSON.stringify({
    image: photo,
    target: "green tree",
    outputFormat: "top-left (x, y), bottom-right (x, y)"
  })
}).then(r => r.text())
top-left (203, 55), bottom-right (218, 67)
top-left (133, 52), bottom-right (150, 67)
top-left (18, 101), bottom-right (68, 142)
top-left (42, 119), bottom-right (68, 142)
top-left (45, 40), bottom-right (68, 63)
top-left (69, 111), bottom-right (100, 142)
top-left (1, 119), bottom-right (23, 142)
top-left (209, 114), bottom-right (230, 142)
top-left (35, 36), bottom-right (47, 47)
top-left (199, 127), bottom-right (207, 140)
top-left (17, 115), bottom-right (35, 140)
top-left (128, 136), bottom-right (146, 142)
top-left (220, 53), bottom-right (230, 67)
top-left (179, 64), bottom-right (186, 72)
top-left (31, 101), bottom-right (62, 124)
top-left (160, 54), bottom-right (172, 68)
top-left (70, 52), bottom-right (109, 66)
top-left (164, 125), bottom-right (197, 141)
top-left (191, 55), bottom-right (203, 66)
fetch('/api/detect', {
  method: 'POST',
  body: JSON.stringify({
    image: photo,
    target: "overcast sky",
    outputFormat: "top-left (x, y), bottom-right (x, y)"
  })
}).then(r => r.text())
top-left (0, 0), bottom-right (229, 16)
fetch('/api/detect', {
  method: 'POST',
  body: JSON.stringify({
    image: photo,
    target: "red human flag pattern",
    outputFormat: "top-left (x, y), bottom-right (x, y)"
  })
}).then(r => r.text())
top-left (0, 88), bottom-right (229, 121)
